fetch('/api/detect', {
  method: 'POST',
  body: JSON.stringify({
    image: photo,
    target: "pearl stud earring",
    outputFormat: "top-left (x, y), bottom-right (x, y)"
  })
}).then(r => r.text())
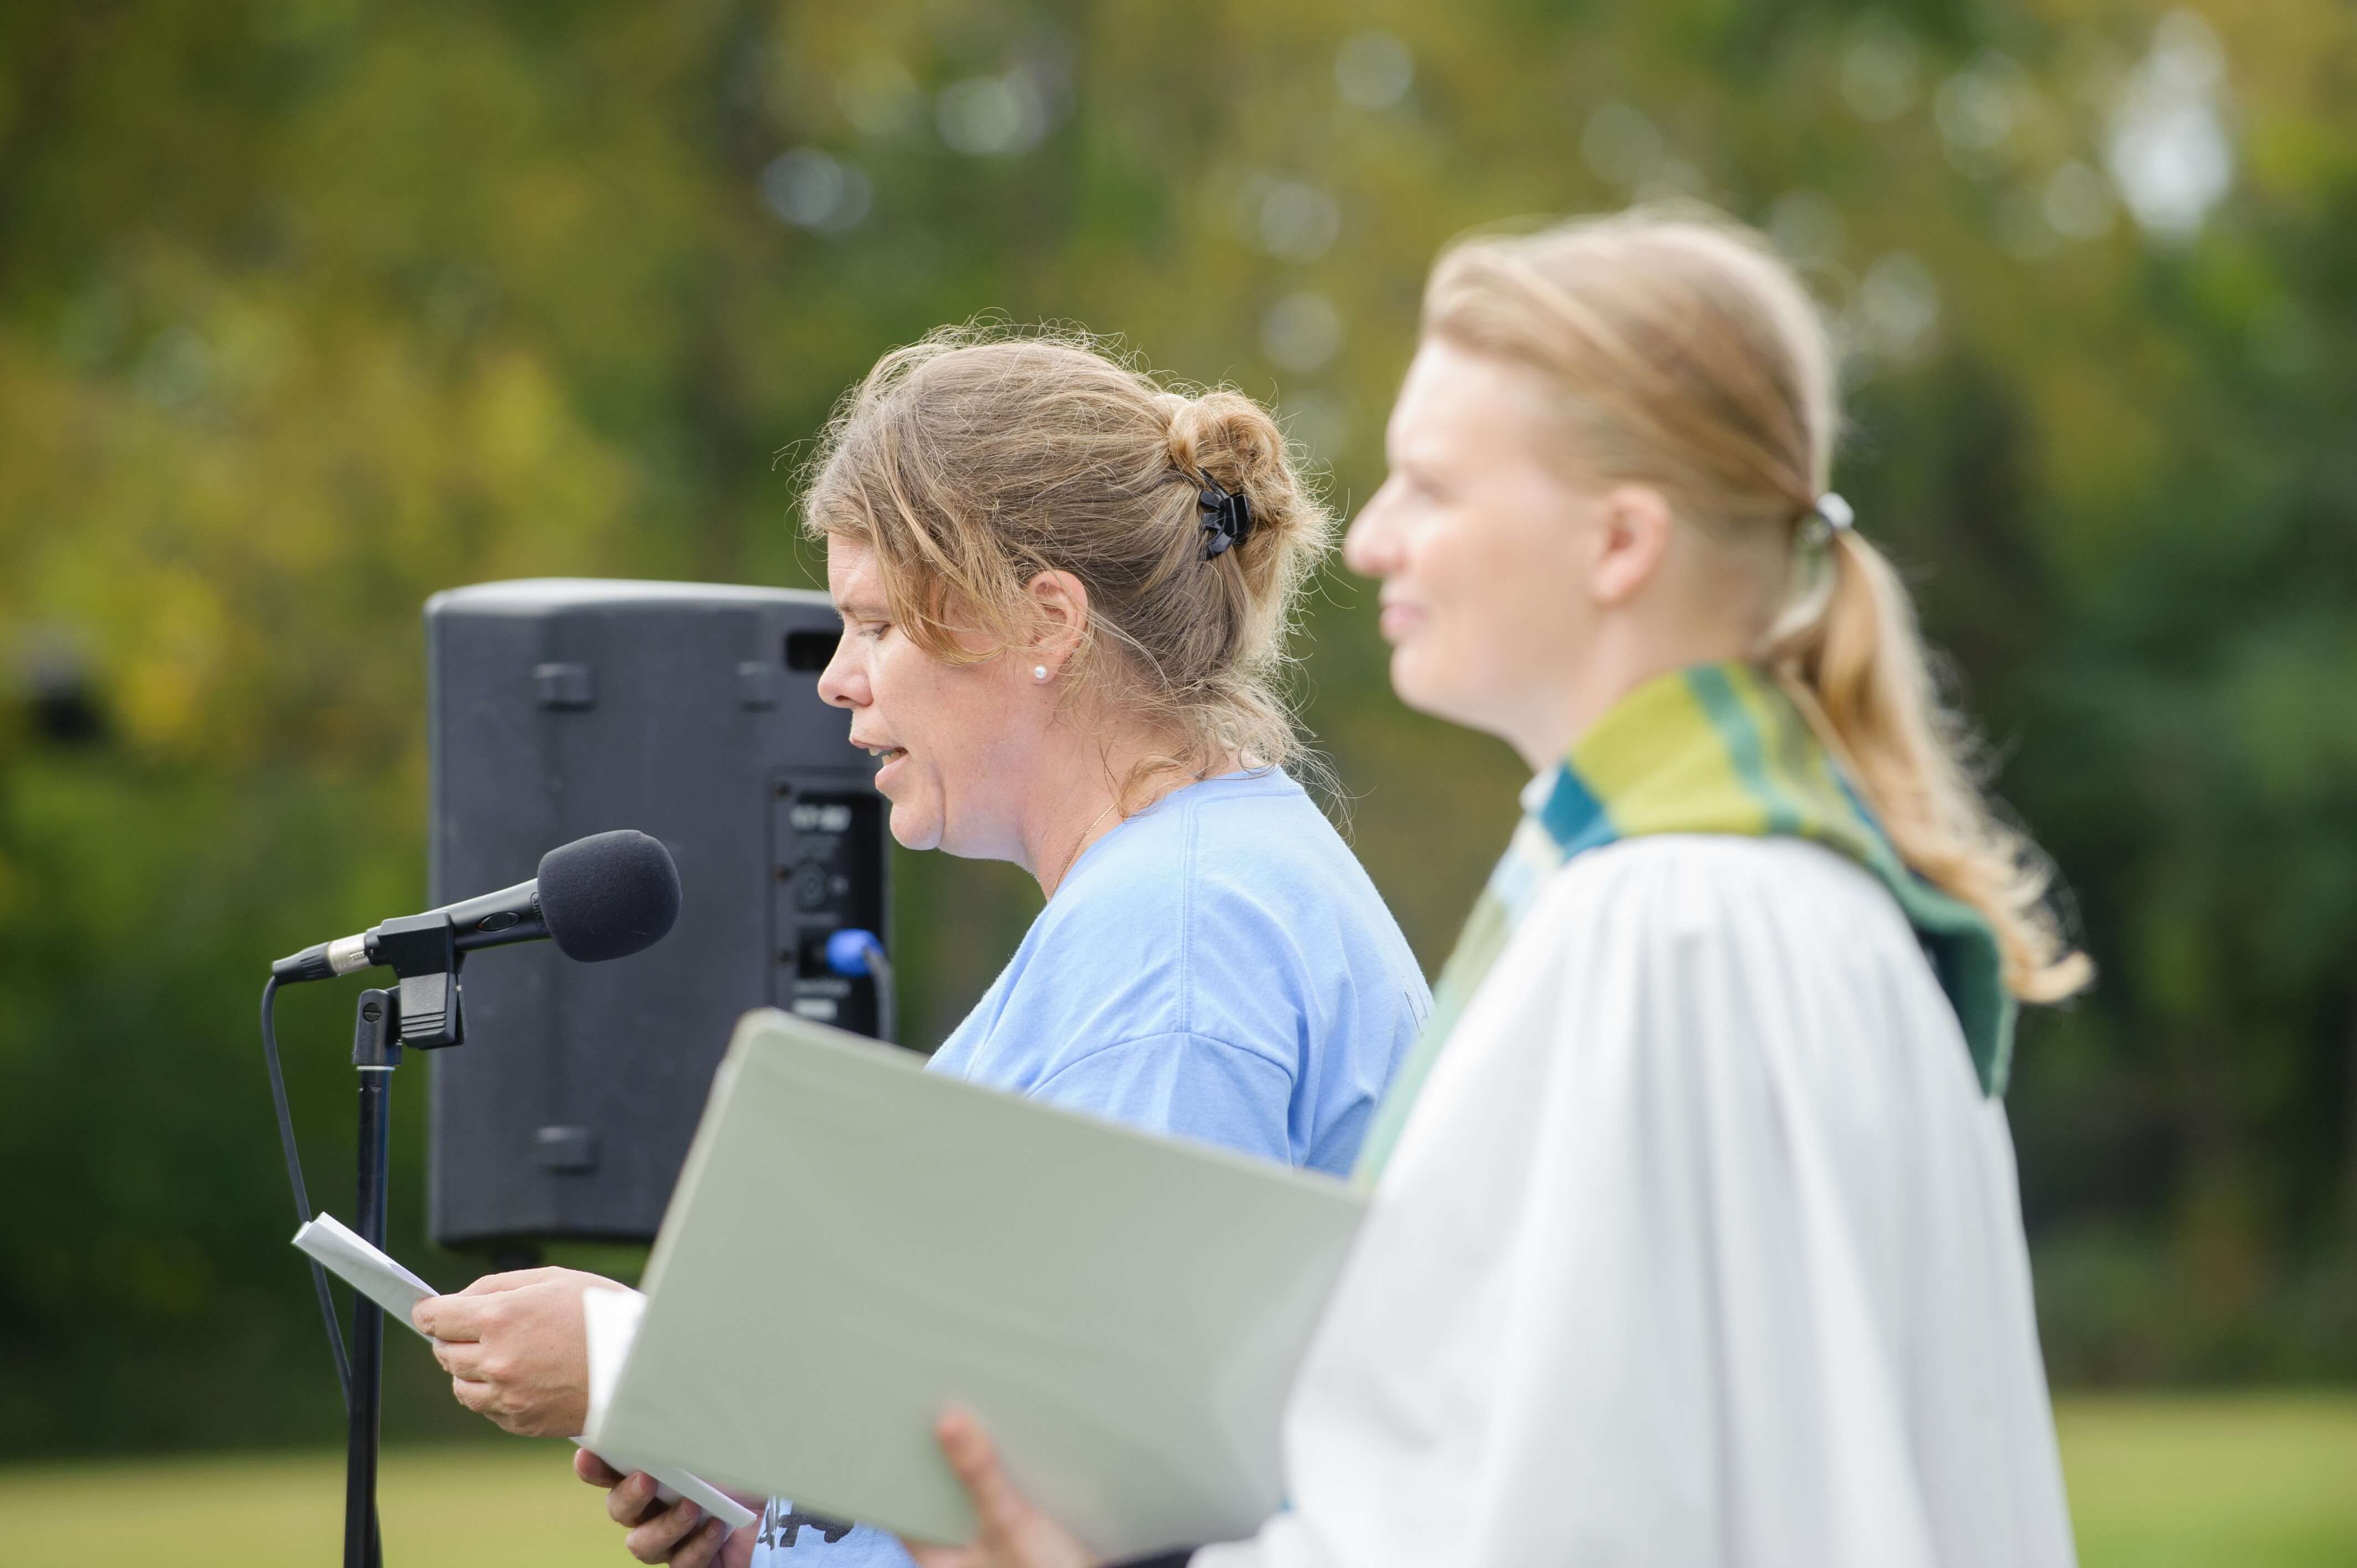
top-left (1033, 665), bottom-right (1049, 682)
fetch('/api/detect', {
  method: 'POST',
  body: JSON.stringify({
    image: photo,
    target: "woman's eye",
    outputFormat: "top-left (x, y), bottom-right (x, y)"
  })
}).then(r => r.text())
top-left (862, 622), bottom-right (892, 641)
top-left (1385, 467), bottom-right (1432, 504)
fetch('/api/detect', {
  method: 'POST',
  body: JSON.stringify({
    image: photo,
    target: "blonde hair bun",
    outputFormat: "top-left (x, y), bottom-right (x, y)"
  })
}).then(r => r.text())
top-left (1164, 391), bottom-right (1285, 499)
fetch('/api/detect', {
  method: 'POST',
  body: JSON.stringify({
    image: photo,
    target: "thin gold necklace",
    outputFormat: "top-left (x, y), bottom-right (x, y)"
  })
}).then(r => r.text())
top-left (1041, 797), bottom-right (1121, 897)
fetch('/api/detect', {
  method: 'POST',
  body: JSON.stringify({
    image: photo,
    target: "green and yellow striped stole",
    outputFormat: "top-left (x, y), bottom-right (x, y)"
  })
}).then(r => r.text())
top-left (1352, 661), bottom-right (2014, 1187)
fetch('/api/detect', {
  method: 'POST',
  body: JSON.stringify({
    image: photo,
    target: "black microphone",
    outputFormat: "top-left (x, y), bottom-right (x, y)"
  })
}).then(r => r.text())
top-left (271, 829), bottom-right (682, 984)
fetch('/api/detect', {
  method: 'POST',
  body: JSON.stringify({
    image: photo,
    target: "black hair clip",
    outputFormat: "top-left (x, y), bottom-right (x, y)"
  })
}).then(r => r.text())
top-left (1198, 482), bottom-right (1253, 560)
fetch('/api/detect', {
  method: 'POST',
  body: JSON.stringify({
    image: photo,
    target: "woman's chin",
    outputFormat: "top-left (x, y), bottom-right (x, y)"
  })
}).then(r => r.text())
top-left (1387, 648), bottom-right (1470, 728)
top-left (884, 800), bottom-right (943, 853)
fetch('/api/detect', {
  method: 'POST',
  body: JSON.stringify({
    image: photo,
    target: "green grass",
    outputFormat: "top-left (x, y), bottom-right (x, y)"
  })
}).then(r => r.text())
top-left (2, 1395), bottom-right (2350, 1565)
top-left (0, 1443), bottom-right (622, 1568)
top-left (2056, 1394), bottom-right (2357, 1567)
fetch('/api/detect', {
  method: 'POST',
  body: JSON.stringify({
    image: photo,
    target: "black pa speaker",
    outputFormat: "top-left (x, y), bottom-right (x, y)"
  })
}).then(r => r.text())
top-left (423, 579), bottom-right (887, 1250)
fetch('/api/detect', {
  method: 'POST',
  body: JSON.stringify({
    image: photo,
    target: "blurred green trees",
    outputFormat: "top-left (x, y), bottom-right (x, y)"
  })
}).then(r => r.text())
top-left (2, 0), bottom-right (2352, 1453)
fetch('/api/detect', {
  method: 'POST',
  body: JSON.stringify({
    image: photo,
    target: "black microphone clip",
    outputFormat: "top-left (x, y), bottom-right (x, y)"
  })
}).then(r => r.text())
top-left (370, 912), bottom-right (465, 1051)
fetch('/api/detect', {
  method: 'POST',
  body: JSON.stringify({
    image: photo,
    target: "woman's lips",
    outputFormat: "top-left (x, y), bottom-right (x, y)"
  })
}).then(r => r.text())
top-left (1378, 603), bottom-right (1425, 642)
top-left (873, 748), bottom-right (908, 787)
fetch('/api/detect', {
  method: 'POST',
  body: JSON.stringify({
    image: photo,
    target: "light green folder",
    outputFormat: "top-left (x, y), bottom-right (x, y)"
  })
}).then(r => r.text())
top-left (583, 1008), bottom-right (1371, 1561)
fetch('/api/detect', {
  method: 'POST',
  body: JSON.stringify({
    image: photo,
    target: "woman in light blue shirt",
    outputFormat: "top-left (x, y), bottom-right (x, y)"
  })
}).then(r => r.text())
top-left (794, 327), bottom-right (1427, 1184)
top-left (715, 329), bottom-right (1425, 1566)
top-left (414, 327), bottom-right (1427, 1568)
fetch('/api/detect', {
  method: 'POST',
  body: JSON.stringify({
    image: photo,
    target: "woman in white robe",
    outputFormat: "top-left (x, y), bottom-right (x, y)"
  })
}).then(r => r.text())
top-left (904, 208), bottom-right (2092, 1568)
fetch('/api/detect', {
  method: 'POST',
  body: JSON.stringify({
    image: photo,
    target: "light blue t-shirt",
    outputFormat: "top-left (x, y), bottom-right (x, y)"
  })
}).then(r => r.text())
top-left (749, 767), bottom-right (1429, 1564)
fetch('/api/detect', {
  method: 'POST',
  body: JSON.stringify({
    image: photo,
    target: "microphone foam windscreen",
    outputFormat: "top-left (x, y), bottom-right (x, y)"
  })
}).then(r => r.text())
top-left (536, 829), bottom-right (683, 963)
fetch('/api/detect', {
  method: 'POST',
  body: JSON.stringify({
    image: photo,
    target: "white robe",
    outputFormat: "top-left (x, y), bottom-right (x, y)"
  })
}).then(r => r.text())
top-left (1195, 835), bottom-right (2077, 1568)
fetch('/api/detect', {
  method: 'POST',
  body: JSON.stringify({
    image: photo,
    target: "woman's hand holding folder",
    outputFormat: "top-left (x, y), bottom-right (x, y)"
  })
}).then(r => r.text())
top-left (575, 1448), bottom-right (760, 1567)
top-left (900, 1407), bottom-right (1095, 1568)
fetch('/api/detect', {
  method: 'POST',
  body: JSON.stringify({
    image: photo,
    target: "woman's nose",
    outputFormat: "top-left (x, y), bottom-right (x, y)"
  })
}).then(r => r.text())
top-left (816, 638), bottom-right (862, 709)
top-left (1342, 487), bottom-right (1402, 578)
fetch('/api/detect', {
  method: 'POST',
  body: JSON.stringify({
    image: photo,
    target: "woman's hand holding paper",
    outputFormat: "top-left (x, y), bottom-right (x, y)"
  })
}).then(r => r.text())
top-left (574, 1449), bottom-right (757, 1568)
top-left (901, 1407), bottom-right (1095, 1568)
top-left (411, 1264), bottom-right (608, 1437)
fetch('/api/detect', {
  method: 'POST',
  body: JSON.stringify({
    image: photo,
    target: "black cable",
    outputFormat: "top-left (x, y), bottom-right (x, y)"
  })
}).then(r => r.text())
top-left (863, 938), bottom-right (897, 1046)
top-left (262, 973), bottom-right (351, 1406)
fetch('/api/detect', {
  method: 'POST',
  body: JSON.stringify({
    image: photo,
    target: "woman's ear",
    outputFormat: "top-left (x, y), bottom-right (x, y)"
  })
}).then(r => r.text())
top-left (1587, 484), bottom-right (1676, 608)
top-left (1023, 569), bottom-right (1092, 674)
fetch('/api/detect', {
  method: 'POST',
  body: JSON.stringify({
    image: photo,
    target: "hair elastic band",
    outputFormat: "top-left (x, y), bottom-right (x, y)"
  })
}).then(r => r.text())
top-left (1198, 481), bottom-right (1253, 560)
top-left (1803, 492), bottom-right (1854, 545)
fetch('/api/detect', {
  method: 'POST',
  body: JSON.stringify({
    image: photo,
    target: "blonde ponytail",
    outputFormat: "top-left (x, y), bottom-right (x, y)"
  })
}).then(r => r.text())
top-left (1766, 530), bottom-right (2091, 1002)
top-left (1426, 207), bottom-right (2090, 1005)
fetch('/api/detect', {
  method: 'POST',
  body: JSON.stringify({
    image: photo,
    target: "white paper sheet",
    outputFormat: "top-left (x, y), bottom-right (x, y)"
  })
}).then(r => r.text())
top-left (290, 1213), bottom-right (755, 1531)
top-left (291, 1212), bottom-right (436, 1323)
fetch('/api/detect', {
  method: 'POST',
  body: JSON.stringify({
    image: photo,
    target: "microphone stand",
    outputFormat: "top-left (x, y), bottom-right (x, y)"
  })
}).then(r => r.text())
top-left (342, 915), bottom-right (466, 1568)
top-left (346, 987), bottom-right (399, 1568)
